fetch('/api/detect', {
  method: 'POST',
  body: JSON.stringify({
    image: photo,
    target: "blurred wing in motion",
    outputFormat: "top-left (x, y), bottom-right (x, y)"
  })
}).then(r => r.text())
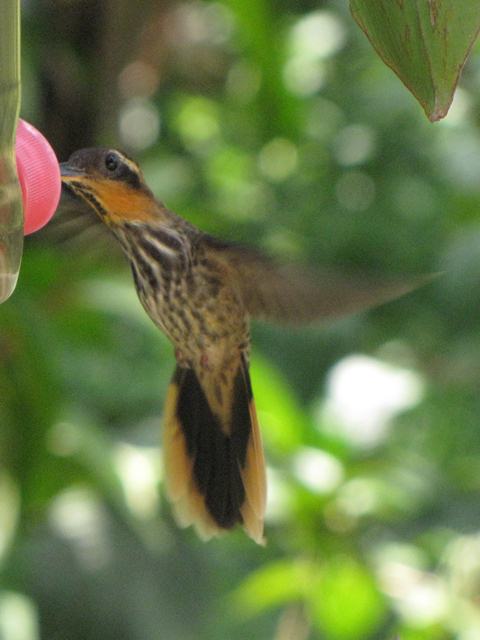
top-left (47, 185), bottom-right (110, 248)
top-left (203, 237), bottom-right (431, 325)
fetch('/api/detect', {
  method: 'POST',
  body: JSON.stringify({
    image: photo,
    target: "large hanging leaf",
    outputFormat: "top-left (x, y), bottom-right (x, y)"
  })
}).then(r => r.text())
top-left (350, 0), bottom-right (480, 121)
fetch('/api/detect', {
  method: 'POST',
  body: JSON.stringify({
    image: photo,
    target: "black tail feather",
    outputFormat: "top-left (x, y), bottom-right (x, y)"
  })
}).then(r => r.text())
top-left (174, 366), bottom-right (249, 528)
top-left (163, 360), bottom-right (266, 542)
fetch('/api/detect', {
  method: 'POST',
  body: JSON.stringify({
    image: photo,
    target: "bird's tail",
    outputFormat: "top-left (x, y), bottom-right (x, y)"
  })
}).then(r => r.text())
top-left (162, 357), bottom-right (266, 544)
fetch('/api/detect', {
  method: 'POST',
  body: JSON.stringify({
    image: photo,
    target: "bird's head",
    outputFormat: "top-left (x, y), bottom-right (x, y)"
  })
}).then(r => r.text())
top-left (60, 148), bottom-right (160, 228)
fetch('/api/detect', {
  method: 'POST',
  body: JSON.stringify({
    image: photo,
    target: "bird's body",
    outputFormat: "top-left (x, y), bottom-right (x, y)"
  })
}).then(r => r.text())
top-left (61, 149), bottom-right (267, 541)
top-left (120, 219), bottom-right (249, 375)
top-left (60, 147), bottom-right (424, 544)
top-left (118, 218), bottom-right (263, 537)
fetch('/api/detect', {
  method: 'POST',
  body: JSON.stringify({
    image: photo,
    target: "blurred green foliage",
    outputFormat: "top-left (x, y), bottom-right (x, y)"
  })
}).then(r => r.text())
top-left (2, 1), bottom-right (480, 638)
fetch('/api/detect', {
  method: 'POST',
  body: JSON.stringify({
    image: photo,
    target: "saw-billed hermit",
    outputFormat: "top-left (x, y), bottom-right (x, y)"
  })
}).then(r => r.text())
top-left (60, 147), bottom-right (421, 544)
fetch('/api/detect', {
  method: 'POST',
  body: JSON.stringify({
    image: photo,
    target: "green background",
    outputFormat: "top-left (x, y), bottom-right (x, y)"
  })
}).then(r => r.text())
top-left (2, 1), bottom-right (480, 638)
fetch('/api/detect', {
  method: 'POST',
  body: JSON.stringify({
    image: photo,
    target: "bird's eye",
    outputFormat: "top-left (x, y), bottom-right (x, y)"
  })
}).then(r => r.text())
top-left (105, 153), bottom-right (119, 173)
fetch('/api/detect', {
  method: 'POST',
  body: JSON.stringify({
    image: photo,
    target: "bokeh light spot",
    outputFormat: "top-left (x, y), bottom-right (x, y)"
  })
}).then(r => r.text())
top-left (292, 447), bottom-right (344, 494)
top-left (322, 354), bottom-right (424, 449)
top-left (0, 592), bottom-right (39, 640)
top-left (333, 124), bottom-right (376, 167)
top-left (258, 138), bottom-right (298, 182)
top-left (119, 98), bottom-right (161, 151)
top-left (335, 171), bottom-right (376, 212)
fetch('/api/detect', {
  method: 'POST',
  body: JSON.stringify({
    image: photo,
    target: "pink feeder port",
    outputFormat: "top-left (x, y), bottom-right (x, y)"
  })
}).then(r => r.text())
top-left (15, 119), bottom-right (61, 235)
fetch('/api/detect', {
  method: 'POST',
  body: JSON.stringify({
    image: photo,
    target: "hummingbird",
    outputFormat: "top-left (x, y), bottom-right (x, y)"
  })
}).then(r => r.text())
top-left (60, 147), bottom-right (423, 544)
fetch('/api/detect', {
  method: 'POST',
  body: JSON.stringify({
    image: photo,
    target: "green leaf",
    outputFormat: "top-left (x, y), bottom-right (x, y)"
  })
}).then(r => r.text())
top-left (231, 559), bottom-right (314, 618)
top-left (350, 0), bottom-right (480, 121)
top-left (250, 354), bottom-right (312, 454)
top-left (310, 556), bottom-right (386, 640)
top-left (397, 626), bottom-right (447, 640)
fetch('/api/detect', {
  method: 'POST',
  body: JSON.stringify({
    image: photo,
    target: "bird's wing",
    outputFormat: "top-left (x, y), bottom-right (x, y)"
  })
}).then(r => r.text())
top-left (203, 236), bottom-right (429, 325)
